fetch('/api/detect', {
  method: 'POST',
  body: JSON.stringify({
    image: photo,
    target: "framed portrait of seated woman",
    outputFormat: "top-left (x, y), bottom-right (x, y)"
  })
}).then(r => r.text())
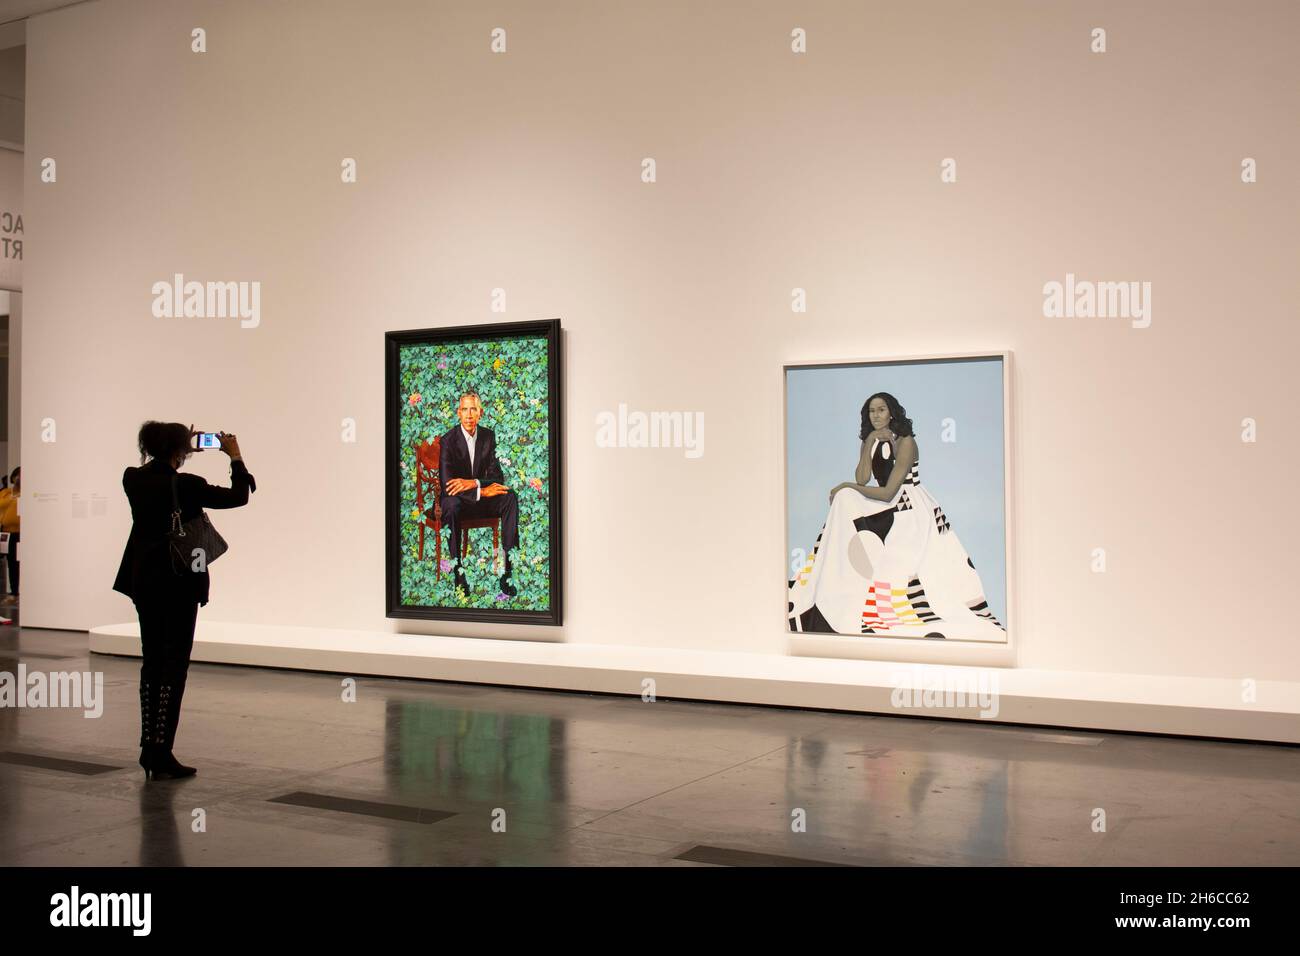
top-left (783, 352), bottom-right (1015, 666)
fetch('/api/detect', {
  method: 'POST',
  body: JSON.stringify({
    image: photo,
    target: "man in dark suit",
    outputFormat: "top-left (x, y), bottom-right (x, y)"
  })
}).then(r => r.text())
top-left (429, 389), bottom-right (519, 596)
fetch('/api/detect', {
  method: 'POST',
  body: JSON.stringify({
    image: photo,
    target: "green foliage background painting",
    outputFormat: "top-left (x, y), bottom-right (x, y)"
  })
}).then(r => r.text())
top-left (397, 333), bottom-right (551, 611)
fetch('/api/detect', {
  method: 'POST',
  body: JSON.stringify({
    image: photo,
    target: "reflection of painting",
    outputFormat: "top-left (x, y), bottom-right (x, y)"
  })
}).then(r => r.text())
top-left (389, 700), bottom-right (563, 804)
top-left (386, 319), bottom-right (562, 625)
top-left (785, 354), bottom-right (1008, 643)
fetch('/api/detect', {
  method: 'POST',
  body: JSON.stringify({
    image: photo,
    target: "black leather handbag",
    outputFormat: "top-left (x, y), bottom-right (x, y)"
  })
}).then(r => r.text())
top-left (167, 475), bottom-right (228, 575)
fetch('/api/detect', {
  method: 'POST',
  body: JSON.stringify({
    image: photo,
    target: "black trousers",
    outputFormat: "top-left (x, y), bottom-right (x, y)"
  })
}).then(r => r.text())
top-left (134, 592), bottom-right (199, 749)
top-left (5, 530), bottom-right (17, 595)
top-left (436, 489), bottom-right (519, 576)
top-left (136, 593), bottom-right (198, 682)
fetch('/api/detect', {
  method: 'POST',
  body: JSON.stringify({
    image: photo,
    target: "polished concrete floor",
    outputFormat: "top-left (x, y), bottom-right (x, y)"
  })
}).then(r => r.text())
top-left (2, 625), bottom-right (1298, 866)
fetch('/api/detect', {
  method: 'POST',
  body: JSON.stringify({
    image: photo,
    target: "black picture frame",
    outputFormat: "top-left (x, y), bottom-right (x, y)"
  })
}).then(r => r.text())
top-left (385, 318), bottom-right (563, 626)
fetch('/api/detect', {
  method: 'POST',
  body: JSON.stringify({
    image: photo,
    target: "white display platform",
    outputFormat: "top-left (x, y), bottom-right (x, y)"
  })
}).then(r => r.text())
top-left (88, 621), bottom-right (1300, 744)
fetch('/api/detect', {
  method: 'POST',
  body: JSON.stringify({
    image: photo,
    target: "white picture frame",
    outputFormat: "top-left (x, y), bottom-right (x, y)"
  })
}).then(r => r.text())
top-left (782, 350), bottom-right (1017, 668)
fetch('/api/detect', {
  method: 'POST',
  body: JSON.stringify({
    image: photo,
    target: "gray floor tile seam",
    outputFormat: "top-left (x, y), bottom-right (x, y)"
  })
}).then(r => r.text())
top-left (575, 819), bottom-right (866, 861)
top-left (819, 743), bottom-right (1300, 781)
top-left (1204, 805), bottom-right (1276, 847)
top-left (541, 826), bottom-right (1043, 866)
top-left (1064, 834), bottom-right (1111, 866)
top-left (170, 709), bottom-right (406, 732)
top-left (1079, 813), bottom-right (1240, 862)
top-left (577, 816), bottom-right (876, 855)
top-left (5, 809), bottom-right (1292, 868)
top-left (5, 816), bottom-right (426, 867)
top-left (571, 741), bottom-right (797, 832)
top-left (10, 712), bottom-right (379, 743)
top-left (188, 804), bottom-right (575, 857)
top-left (2, 768), bottom-right (416, 858)
top-left (1066, 770), bottom-right (1300, 801)
top-left (0, 764), bottom-right (297, 815)
top-left (187, 765), bottom-right (419, 812)
top-left (428, 824), bottom-right (704, 865)
top-left (1085, 833), bottom-right (1194, 866)
top-left (144, 750), bottom-right (399, 804)
top-left (268, 809), bottom-right (585, 849)
top-left (566, 800), bottom-right (1113, 849)
top-left (4, 804), bottom-right (196, 857)
top-left (611, 826), bottom-right (987, 866)
top-left (555, 741), bottom-right (789, 767)
top-left (3, 730), bottom-right (391, 775)
top-left (0, 749), bottom-right (394, 811)
top-left (165, 715), bottom-right (391, 739)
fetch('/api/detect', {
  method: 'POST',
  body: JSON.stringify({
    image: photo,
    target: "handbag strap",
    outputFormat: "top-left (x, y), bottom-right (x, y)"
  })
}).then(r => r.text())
top-left (169, 475), bottom-right (185, 536)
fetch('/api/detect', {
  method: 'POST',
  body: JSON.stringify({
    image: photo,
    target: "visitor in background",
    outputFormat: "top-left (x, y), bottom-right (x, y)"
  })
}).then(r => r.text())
top-left (0, 467), bottom-right (19, 606)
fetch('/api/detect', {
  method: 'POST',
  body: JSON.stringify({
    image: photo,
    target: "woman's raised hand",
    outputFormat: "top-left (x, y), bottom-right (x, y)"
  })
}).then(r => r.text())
top-left (219, 432), bottom-right (242, 458)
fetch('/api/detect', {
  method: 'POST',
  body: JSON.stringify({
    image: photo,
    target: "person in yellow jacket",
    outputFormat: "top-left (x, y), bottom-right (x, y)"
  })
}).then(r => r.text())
top-left (1, 467), bottom-right (18, 605)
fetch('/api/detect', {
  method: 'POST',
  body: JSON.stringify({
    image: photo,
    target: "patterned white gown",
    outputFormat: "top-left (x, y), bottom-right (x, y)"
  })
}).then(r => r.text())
top-left (788, 437), bottom-right (1006, 642)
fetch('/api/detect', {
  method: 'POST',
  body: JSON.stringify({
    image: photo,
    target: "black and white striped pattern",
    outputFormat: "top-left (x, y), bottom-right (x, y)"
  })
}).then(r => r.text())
top-left (967, 598), bottom-right (1003, 629)
top-left (907, 578), bottom-right (942, 622)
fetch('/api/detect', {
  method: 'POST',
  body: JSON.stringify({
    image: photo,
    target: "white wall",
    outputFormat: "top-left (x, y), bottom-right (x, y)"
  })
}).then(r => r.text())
top-left (20, 0), bottom-right (1300, 683)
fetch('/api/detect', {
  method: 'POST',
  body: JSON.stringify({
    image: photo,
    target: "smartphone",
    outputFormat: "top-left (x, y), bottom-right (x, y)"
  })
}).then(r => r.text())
top-left (193, 432), bottom-right (222, 451)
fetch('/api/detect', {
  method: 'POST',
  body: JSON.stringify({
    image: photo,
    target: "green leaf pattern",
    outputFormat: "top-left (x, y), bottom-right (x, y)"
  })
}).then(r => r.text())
top-left (397, 334), bottom-right (552, 611)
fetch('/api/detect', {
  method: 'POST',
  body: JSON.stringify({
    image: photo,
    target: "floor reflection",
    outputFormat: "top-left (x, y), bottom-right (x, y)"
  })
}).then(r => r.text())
top-left (785, 732), bottom-right (1011, 864)
top-left (382, 697), bottom-right (569, 865)
top-left (384, 698), bottom-right (567, 805)
top-left (137, 779), bottom-right (186, 866)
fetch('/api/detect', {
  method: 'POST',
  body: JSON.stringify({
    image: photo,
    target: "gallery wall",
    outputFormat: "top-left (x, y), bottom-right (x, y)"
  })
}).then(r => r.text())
top-left (20, 0), bottom-right (1300, 681)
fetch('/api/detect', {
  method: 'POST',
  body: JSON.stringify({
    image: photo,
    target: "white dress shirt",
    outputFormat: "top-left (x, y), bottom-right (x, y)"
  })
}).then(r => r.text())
top-left (462, 425), bottom-right (481, 501)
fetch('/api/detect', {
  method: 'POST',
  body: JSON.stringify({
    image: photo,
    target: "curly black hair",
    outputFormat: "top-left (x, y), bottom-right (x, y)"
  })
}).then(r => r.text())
top-left (859, 392), bottom-right (915, 441)
top-left (137, 421), bottom-right (191, 464)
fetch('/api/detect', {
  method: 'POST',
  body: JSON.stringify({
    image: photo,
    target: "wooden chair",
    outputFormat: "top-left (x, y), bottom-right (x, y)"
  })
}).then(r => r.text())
top-left (414, 438), bottom-right (501, 578)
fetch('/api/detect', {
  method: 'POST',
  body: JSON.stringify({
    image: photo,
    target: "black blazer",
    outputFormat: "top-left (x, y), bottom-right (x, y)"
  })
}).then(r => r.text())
top-left (112, 457), bottom-right (255, 606)
top-left (439, 425), bottom-right (504, 501)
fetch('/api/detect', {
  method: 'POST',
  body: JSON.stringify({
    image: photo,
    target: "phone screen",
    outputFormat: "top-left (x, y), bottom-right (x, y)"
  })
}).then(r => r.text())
top-left (194, 432), bottom-right (222, 450)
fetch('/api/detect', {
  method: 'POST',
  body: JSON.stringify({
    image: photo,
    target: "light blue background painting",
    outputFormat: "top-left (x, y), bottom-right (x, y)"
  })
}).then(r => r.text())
top-left (785, 356), bottom-right (1007, 627)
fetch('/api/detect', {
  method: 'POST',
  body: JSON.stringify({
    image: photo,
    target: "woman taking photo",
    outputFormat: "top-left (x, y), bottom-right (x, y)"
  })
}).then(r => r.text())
top-left (113, 422), bottom-right (255, 780)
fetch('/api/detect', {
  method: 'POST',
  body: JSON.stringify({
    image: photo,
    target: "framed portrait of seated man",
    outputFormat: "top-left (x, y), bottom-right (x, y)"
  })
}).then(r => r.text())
top-left (386, 319), bottom-right (562, 625)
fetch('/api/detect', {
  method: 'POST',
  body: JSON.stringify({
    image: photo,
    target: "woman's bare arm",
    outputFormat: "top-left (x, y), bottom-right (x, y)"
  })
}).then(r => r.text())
top-left (830, 436), bottom-right (916, 503)
top-left (854, 439), bottom-right (872, 486)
